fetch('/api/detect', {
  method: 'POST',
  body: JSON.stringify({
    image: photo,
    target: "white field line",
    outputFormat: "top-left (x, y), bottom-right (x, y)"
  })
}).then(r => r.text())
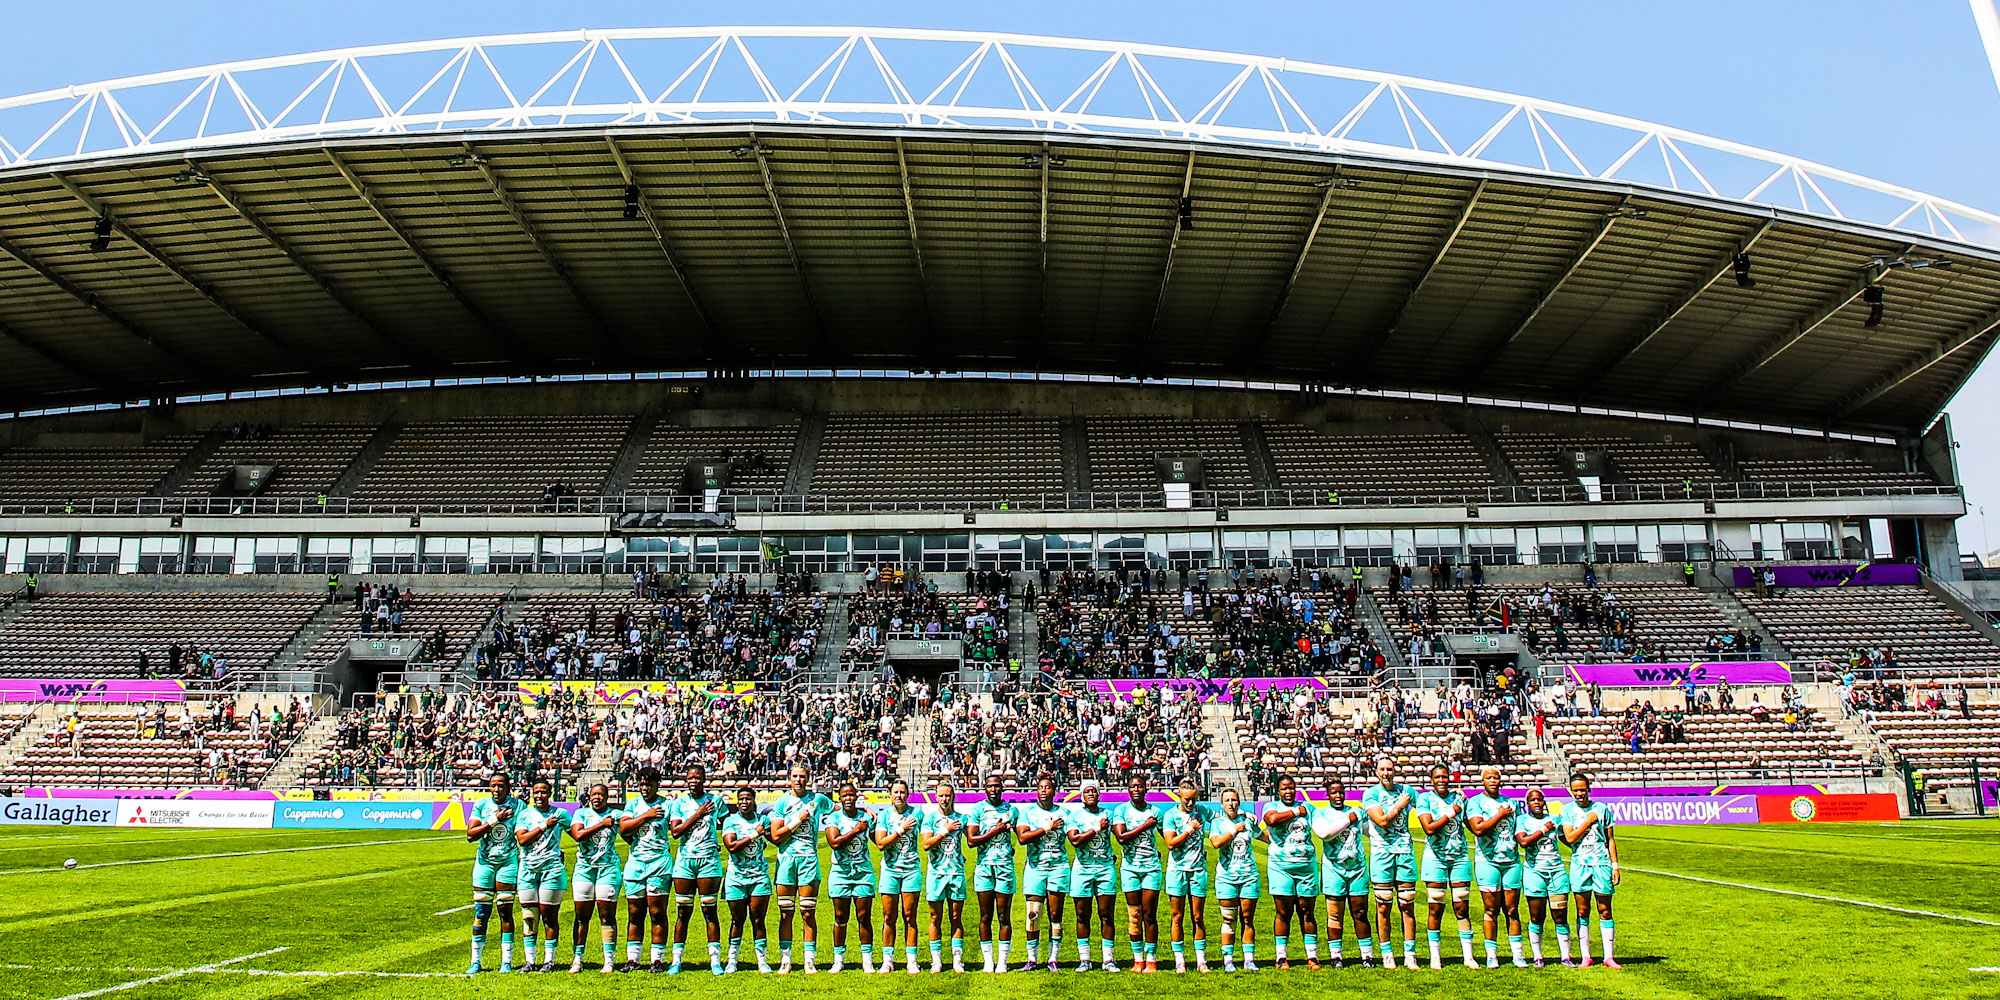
top-left (433, 903), bottom-right (475, 916)
top-left (0, 837), bottom-right (432, 875)
top-left (1626, 866), bottom-right (2000, 926)
top-left (48, 947), bottom-right (289, 1000)
top-left (0, 830), bottom-right (318, 854)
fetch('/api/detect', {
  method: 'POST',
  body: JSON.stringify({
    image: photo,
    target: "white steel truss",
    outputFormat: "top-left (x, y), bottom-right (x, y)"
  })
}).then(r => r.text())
top-left (0, 26), bottom-right (1992, 245)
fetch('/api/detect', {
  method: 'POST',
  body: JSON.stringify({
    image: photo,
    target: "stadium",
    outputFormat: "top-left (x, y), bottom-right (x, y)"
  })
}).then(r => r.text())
top-left (0, 22), bottom-right (1996, 1000)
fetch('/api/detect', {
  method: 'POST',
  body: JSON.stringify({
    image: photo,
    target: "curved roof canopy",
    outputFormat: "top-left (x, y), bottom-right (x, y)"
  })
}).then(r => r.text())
top-left (0, 26), bottom-right (1995, 433)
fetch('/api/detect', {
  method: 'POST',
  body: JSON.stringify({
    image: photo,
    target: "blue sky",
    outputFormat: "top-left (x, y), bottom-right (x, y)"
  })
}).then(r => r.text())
top-left (5, 1), bottom-right (2000, 543)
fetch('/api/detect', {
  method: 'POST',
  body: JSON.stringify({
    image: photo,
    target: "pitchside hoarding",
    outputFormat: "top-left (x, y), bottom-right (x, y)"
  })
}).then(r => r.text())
top-left (0, 678), bottom-right (187, 703)
top-left (0, 797), bottom-right (119, 826)
top-left (113, 800), bottom-right (273, 828)
top-left (1085, 677), bottom-right (1328, 701)
top-left (1565, 661), bottom-right (1793, 687)
top-left (1730, 564), bottom-right (1921, 588)
top-left (514, 680), bottom-right (757, 706)
top-left (273, 802), bottom-right (435, 829)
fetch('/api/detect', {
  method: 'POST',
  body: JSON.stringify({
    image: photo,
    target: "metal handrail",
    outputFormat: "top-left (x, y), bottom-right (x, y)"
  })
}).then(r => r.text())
top-left (0, 481), bottom-right (1962, 518)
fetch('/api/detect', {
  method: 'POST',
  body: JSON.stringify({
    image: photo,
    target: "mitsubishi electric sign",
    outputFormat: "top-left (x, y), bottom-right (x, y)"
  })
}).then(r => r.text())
top-left (274, 802), bottom-right (434, 829)
top-left (114, 800), bottom-right (274, 828)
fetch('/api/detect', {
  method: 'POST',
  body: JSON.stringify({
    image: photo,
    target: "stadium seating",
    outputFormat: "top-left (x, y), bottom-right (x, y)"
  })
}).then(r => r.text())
top-left (1232, 708), bottom-right (1546, 788)
top-left (1493, 432), bottom-right (1723, 487)
top-left (1863, 705), bottom-right (2000, 789)
top-left (1547, 708), bottom-right (1863, 782)
top-left (1739, 586), bottom-right (2000, 677)
top-left (1738, 457), bottom-right (1936, 489)
top-left (0, 591), bottom-right (323, 678)
top-left (1375, 581), bottom-right (1751, 666)
top-left (605, 685), bottom-right (906, 791)
top-left (299, 590), bottom-right (500, 669)
top-left (350, 417), bottom-right (631, 504)
top-left (0, 434), bottom-right (203, 504)
top-left (1084, 417), bottom-right (1256, 492)
top-left (175, 424), bottom-right (376, 497)
top-left (624, 421), bottom-right (798, 495)
top-left (1, 699), bottom-right (304, 788)
top-left (927, 687), bottom-right (1211, 790)
top-left (811, 412), bottom-right (1065, 501)
top-left (488, 590), bottom-right (824, 683)
top-left (1261, 424), bottom-right (1497, 495)
top-left (297, 688), bottom-right (595, 789)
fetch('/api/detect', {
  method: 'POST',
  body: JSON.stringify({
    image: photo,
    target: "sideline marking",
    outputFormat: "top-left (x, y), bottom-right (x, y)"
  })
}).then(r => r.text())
top-left (1627, 866), bottom-right (2000, 926)
top-left (433, 903), bottom-right (475, 916)
top-left (0, 837), bottom-right (434, 875)
top-left (48, 947), bottom-right (288, 1000)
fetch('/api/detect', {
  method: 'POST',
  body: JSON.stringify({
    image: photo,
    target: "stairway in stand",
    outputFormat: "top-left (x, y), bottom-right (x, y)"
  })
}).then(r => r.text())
top-left (258, 714), bottom-right (340, 791)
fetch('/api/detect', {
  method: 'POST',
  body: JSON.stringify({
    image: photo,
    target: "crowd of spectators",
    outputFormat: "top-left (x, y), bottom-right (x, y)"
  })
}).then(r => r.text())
top-left (1038, 573), bottom-right (1386, 680)
top-left (606, 683), bottom-right (905, 788)
top-left (308, 687), bottom-right (594, 790)
top-left (843, 591), bottom-right (1010, 667)
top-left (474, 589), bottom-right (823, 684)
top-left (928, 682), bottom-right (1212, 788)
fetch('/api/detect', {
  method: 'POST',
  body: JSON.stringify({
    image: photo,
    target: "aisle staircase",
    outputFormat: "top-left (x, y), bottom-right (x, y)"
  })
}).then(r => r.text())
top-left (898, 712), bottom-right (933, 787)
top-left (259, 714), bottom-right (340, 790)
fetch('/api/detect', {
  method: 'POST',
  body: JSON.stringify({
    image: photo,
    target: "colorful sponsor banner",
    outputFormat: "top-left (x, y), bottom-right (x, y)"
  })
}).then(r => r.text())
top-left (1599, 794), bottom-right (1759, 825)
top-left (1084, 677), bottom-right (1327, 702)
top-left (0, 678), bottom-right (187, 703)
top-left (1566, 661), bottom-right (1792, 687)
top-left (329, 789), bottom-right (481, 802)
top-left (1756, 793), bottom-right (1900, 823)
top-left (0, 796), bottom-right (119, 826)
top-left (273, 801), bottom-right (436, 829)
top-left (515, 680), bottom-right (756, 706)
top-left (14, 787), bottom-right (277, 801)
top-left (1731, 563), bottom-right (1921, 588)
top-left (114, 799), bottom-right (273, 828)
top-left (1981, 780), bottom-right (1998, 809)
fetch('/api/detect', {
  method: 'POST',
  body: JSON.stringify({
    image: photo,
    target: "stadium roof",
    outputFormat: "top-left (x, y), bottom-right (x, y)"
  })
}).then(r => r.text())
top-left (0, 26), bottom-right (1996, 434)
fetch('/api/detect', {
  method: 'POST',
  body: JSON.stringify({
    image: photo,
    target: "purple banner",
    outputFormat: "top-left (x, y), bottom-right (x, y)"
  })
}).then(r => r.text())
top-left (1731, 563), bottom-right (1921, 588)
top-left (1085, 677), bottom-right (1327, 702)
top-left (0, 678), bottom-right (187, 703)
top-left (1566, 661), bottom-right (1792, 687)
top-left (1981, 780), bottom-right (1998, 809)
top-left (14, 787), bottom-right (276, 800)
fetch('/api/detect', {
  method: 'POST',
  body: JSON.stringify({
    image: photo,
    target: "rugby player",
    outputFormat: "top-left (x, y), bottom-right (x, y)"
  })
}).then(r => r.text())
top-left (919, 780), bottom-right (970, 972)
top-left (513, 779), bottom-right (571, 972)
top-left (1261, 775), bottom-right (1321, 970)
top-left (1563, 775), bottom-right (1620, 969)
top-left (617, 767), bottom-right (672, 972)
top-left (768, 765), bottom-right (834, 973)
top-left (1516, 788), bottom-right (1573, 966)
top-left (967, 773), bottom-right (1018, 972)
top-left (1465, 767), bottom-right (1528, 968)
top-left (1112, 773), bottom-right (1163, 973)
top-left (823, 781), bottom-right (877, 973)
top-left (1065, 779), bottom-right (1120, 971)
top-left (1360, 756), bottom-right (1419, 969)
top-left (1015, 774), bottom-right (1071, 971)
top-left (1207, 786), bottom-right (1265, 972)
top-left (720, 784), bottom-right (774, 973)
top-left (871, 778), bottom-right (924, 974)
top-left (666, 763), bottom-right (726, 974)
top-left (1161, 778), bottom-right (1215, 974)
top-left (465, 773), bottom-right (524, 974)
top-left (1311, 774), bottom-right (1371, 968)
top-left (1416, 763), bottom-right (1477, 969)
top-left (567, 783), bottom-right (623, 974)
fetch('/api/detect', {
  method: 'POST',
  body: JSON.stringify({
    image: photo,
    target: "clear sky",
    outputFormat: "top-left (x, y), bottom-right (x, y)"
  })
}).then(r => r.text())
top-left (4, 1), bottom-right (1999, 545)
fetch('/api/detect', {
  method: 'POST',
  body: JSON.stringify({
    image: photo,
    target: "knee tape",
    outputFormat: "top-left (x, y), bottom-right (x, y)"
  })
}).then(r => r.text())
top-left (799, 897), bottom-right (817, 912)
top-left (495, 890), bottom-right (517, 904)
top-left (473, 890), bottom-right (496, 904)
top-left (1427, 887), bottom-right (1447, 904)
top-left (777, 897), bottom-right (796, 911)
top-left (1397, 888), bottom-right (1417, 905)
top-left (676, 894), bottom-right (695, 906)
top-left (1372, 887), bottom-right (1394, 904)
top-left (1219, 904), bottom-right (1238, 936)
top-left (700, 895), bottom-right (718, 907)
top-left (1451, 886), bottom-right (1471, 903)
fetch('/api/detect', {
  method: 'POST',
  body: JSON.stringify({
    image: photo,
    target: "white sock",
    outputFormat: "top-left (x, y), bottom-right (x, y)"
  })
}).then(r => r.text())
top-left (998, 941), bottom-right (1010, 967)
top-left (628, 941), bottom-right (641, 962)
top-left (981, 941), bottom-right (993, 968)
top-left (1484, 939), bottom-right (1498, 962)
top-left (1510, 936), bottom-right (1525, 963)
top-left (1101, 940), bottom-right (1114, 964)
top-left (1026, 939), bottom-right (1039, 964)
top-left (709, 942), bottom-right (722, 965)
top-left (1600, 921), bottom-right (1615, 961)
top-left (1556, 922), bottom-right (1572, 962)
top-left (1576, 919), bottom-right (1591, 960)
top-left (1528, 926), bottom-right (1543, 961)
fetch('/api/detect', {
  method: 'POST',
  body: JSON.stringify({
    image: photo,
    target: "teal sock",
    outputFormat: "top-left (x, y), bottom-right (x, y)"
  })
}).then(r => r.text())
top-left (1221, 944), bottom-right (1234, 959)
top-left (804, 943), bottom-right (815, 962)
top-left (1171, 940), bottom-right (1184, 955)
top-left (602, 941), bottom-right (614, 962)
top-left (1274, 935), bottom-right (1287, 953)
top-left (834, 946), bottom-right (845, 960)
top-left (574, 944), bottom-right (585, 958)
top-left (1427, 930), bottom-right (1441, 944)
top-left (1243, 943), bottom-right (1256, 961)
top-left (1304, 934), bottom-right (1317, 955)
top-left (930, 940), bottom-right (942, 958)
top-left (780, 940), bottom-right (791, 958)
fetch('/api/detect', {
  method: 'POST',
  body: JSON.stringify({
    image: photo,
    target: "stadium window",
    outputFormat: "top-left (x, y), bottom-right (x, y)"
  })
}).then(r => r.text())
top-left (974, 533), bottom-right (1025, 571)
top-left (304, 537), bottom-right (354, 575)
top-left (364, 538), bottom-right (419, 575)
top-left (1414, 527), bottom-right (1463, 564)
top-left (190, 536), bottom-right (236, 575)
top-left (1535, 525), bottom-right (1587, 565)
top-left (1344, 528), bottom-right (1392, 567)
top-left (1590, 525), bottom-right (1640, 564)
top-left (921, 534), bottom-right (971, 572)
top-left (1658, 523), bottom-right (1710, 562)
top-left (72, 536), bottom-right (122, 575)
top-left (252, 537), bottom-right (300, 575)
top-left (1222, 530), bottom-right (1270, 569)
top-left (1466, 527), bottom-right (1520, 566)
top-left (421, 537), bottom-right (471, 574)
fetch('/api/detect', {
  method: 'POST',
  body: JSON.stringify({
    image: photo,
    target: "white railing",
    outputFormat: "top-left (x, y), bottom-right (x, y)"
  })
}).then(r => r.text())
top-left (0, 27), bottom-right (1991, 244)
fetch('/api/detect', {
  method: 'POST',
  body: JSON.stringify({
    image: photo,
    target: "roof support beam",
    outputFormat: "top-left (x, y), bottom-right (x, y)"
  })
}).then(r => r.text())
top-left (191, 159), bottom-right (426, 372)
top-left (1700, 243), bottom-right (1912, 405)
top-left (1831, 301), bottom-right (2000, 420)
top-left (1140, 151), bottom-right (1198, 374)
top-left (461, 144), bottom-right (618, 359)
top-left (1033, 143), bottom-right (1052, 372)
top-left (1352, 179), bottom-right (1487, 379)
top-left (50, 173), bottom-right (338, 376)
top-left (325, 149), bottom-right (542, 368)
top-left (1461, 197), bottom-right (1628, 383)
top-left (604, 138), bottom-right (716, 347)
top-left (0, 230), bottom-right (200, 379)
top-left (1589, 217), bottom-right (1777, 386)
top-left (0, 317), bottom-right (135, 397)
top-left (744, 139), bottom-right (831, 356)
top-left (1244, 176), bottom-right (1340, 373)
top-left (893, 138), bottom-right (938, 360)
